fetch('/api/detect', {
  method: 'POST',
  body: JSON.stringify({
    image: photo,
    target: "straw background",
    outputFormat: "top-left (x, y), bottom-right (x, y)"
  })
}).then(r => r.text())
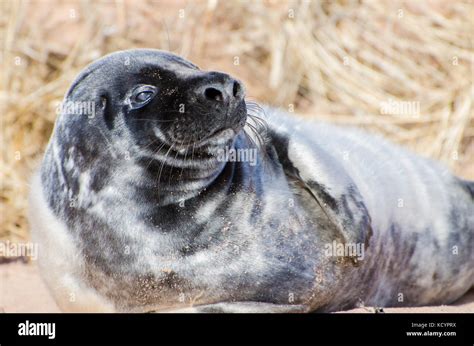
top-left (1, 0), bottom-right (473, 244)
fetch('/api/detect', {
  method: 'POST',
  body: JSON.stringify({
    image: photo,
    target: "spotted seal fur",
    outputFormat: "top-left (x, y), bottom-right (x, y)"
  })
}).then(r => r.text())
top-left (29, 49), bottom-right (474, 312)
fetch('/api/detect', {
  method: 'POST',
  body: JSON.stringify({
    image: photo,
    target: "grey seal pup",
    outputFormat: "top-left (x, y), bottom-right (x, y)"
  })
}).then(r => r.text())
top-left (29, 49), bottom-right (474, 312)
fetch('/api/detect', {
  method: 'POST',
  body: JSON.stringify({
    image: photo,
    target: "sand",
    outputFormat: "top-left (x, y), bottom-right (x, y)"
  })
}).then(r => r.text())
top-left (1, 262), bottom-right (472, 313)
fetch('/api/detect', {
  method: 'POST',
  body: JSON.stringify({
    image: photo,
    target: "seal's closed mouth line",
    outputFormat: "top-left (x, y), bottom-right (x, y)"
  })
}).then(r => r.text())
top-left (168, 127), bottom-right (236, 150)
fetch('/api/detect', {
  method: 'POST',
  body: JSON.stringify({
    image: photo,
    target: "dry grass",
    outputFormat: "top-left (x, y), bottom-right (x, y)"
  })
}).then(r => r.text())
top-left (1, 0), bottom-right (473, 243)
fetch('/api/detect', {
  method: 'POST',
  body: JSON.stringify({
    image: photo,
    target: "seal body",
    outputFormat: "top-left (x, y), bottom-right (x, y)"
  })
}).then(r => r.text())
top-left (29, 49), bottom-right (474, 312)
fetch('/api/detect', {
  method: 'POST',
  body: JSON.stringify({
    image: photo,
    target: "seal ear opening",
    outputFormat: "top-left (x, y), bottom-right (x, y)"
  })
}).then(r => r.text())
top-left (100, 93), bottom-right (115, 130)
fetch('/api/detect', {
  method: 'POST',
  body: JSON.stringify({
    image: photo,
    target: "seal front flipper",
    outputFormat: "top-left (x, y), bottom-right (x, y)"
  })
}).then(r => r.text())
top-left (268, 128), bottom-right (373, 253)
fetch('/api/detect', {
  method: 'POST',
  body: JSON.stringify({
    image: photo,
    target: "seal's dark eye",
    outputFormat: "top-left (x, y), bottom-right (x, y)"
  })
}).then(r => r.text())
top-left (135, 91), bottom-right (153, 102)
top-left (129, 85), bottom-right (157, 109)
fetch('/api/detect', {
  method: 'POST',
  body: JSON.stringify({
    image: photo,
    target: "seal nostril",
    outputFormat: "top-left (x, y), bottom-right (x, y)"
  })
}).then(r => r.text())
top-left (233, 81), bottom-right (241, 98)
top-left (204, 87), bottom-right (224, 102)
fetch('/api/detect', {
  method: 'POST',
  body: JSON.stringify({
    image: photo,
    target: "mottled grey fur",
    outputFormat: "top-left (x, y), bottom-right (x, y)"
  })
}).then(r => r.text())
top-left (29, 49), bottom-right (474, 312)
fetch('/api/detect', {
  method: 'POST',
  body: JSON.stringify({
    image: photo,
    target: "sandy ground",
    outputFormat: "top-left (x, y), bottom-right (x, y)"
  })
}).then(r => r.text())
top-left (1, 261), bottom-right (473, 313)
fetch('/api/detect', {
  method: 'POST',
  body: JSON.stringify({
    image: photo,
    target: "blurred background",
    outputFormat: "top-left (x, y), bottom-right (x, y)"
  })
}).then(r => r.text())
top-left (1, 0), bottom-right (473, 245)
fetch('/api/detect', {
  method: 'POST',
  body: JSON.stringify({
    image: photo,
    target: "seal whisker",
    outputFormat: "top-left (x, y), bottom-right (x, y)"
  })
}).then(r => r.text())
top-left (167, 142), bottom-right (185, 188)
top-left (246, 122), bottom-right (264, 147)
top-left (245, 121), bottom-right (267, 152)
top-left (245, 100), bottom-right (266, 114)
top-left (134, 122), bottom-right (177, 153)
top-left (191, 139), bottom-right (196, 172)
top-left (133, 122), bottom-right (177, 169)
top-left (144, 140), bottom-right (169, 172)
top-left (178, 136), bottom-right (194, 184)
top-left (156, 143), bottom-right (175, 195)
top-left (243, 125), bottom-right (258, 149)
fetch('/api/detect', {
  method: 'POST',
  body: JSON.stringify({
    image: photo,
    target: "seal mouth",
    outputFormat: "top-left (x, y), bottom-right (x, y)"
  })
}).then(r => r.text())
top-left (148, 102), bottom-right (247, 156)
top-left (151, 126), bottom-right (237, 157)
top-left (192, 128), bottom-right (236, 149)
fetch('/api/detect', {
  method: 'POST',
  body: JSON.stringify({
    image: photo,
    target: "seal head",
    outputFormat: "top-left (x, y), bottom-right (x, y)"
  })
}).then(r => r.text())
top-left (55, 49), bottom-right (248, 205)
